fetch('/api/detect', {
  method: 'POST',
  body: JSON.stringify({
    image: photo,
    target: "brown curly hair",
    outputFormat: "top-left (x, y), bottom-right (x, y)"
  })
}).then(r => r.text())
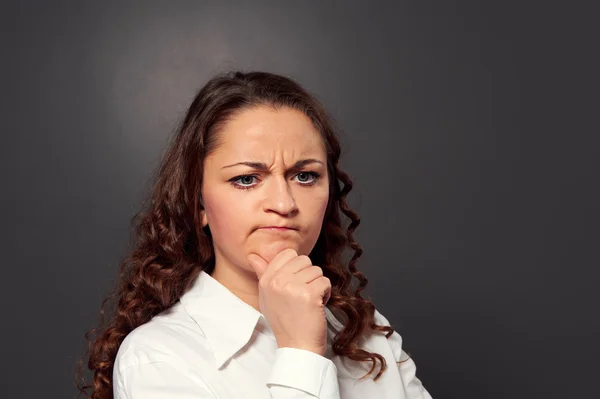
top-left (76, 71), bottom-right (406, 399)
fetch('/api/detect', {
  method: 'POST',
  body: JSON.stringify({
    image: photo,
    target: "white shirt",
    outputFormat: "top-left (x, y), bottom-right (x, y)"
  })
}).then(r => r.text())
top-left (113, 270), bottom-right (433, 399)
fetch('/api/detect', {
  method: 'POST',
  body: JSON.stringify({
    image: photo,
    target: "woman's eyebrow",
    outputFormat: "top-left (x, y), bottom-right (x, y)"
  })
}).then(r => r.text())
top-left (221, 159), bottom-right (324, 170)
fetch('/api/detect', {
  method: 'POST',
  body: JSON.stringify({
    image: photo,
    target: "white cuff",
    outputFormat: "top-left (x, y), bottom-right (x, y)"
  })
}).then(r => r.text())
top-left (266, 347), bottom-right (340, 398)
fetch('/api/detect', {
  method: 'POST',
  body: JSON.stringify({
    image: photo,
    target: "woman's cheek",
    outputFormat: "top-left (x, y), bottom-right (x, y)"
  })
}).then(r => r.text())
top-left (315, 189), bottom-right (329, 221)
top-left (205, 196), bottom-right (241, 241)
top-left (304, 190), bottom-right (329, 247)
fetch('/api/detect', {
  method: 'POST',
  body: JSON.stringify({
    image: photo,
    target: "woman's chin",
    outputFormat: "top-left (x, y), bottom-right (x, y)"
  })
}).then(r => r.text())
top-left (252, 241), bottom-right (303, 264)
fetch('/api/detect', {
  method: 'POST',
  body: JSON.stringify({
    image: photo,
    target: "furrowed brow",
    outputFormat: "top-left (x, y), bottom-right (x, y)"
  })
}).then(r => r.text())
top-left (221, 159), bottom-right (324, 170)
top-left (221, 161), bottom-right (268, 170)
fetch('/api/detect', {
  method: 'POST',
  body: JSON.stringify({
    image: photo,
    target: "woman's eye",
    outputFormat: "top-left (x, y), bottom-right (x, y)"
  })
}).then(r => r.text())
top-left (294, 172), bottom-right (319, 184)
top-left (230, 175), bottom-right (258, 189)
top-left (239, 176), bottom-right (255, 185)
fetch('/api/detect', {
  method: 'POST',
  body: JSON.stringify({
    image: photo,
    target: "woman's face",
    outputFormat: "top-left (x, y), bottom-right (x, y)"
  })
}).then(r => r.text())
top-left (201, 105), bottom-right (330, 275)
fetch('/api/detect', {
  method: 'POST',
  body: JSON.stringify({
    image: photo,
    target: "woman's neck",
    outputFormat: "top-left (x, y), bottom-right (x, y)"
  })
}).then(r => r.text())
top-left (210, 260), bottom-right (261, 313)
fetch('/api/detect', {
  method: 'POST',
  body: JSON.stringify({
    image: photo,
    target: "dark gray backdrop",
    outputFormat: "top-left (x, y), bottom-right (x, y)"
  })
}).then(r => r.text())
top-left (2, 1), bottom-right (598, 398)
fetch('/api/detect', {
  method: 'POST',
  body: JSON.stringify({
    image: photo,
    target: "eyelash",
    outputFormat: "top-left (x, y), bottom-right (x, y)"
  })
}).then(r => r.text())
top-left (229, 172), bottom-right (321, 190)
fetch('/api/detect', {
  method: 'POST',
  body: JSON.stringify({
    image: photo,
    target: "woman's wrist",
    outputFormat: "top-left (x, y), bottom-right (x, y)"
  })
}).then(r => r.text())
top-left (277, 341), bottom-right (326, 356)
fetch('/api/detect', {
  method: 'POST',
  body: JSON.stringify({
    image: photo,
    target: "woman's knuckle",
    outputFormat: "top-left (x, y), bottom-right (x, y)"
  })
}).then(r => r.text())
top-left (299, 290), bottom-right (312, 302)
top-left (271, 276), bottom-right (284, 290)
top-left (298, 255), bottom-right (312, 265)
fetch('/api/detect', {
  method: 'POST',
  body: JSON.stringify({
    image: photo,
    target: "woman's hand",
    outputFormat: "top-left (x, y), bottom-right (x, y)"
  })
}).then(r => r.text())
top-left (247, 248), bottom-right (331, 356)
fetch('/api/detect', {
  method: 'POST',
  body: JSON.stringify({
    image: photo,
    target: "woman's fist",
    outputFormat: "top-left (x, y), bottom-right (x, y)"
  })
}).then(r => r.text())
top-left (247, 248), bottom-right (331, 356)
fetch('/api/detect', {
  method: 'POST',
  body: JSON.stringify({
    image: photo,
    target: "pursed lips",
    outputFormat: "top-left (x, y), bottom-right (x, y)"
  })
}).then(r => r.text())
top-left (258, 226), bottom-right (299, 231)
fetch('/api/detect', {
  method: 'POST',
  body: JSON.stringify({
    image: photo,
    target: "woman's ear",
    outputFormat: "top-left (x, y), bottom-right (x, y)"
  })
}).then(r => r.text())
top-left (201, 210), bottom-right (209, 228)
top-left (199, 194), bottom-right (208, 227)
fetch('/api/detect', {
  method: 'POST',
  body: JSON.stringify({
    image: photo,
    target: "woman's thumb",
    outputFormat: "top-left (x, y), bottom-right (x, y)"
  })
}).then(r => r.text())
top-left (247, 253), bottom-right (268, 278)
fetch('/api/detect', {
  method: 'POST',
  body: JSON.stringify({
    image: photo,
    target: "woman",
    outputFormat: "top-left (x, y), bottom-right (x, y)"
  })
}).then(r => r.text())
top-left (78, 71), bottom-right (433, 399)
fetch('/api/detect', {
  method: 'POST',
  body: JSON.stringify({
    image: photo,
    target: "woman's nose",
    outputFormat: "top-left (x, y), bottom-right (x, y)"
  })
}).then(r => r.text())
top-left (262, 178), bottom-right (298, 215)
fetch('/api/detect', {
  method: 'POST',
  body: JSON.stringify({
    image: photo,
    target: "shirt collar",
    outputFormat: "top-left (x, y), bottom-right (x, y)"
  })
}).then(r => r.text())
top-left (180, 270), bottom-right (264, 369)
top-left (179, 270), bottom-right (345, 369)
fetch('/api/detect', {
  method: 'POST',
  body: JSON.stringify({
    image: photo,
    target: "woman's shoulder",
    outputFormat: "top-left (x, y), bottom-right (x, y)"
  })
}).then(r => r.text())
top-left (371, 307), bottom-right (408, 357)
top-left (114, 302), bottom-right (211, 374)
top-left (325, 305), bottom-right (408, 358)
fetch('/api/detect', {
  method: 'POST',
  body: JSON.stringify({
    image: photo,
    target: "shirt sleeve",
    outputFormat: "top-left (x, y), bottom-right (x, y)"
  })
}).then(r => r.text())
top-left (374, 309), bottom-right (433, 399)
top-left (114, 361), bottom-right (216, 399)
top-left (266, 347), bottom-right (340, 399)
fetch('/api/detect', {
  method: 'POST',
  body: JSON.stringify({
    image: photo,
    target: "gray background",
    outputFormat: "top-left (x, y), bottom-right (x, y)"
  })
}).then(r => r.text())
top-left (1, 1), bottom-right (598, 398)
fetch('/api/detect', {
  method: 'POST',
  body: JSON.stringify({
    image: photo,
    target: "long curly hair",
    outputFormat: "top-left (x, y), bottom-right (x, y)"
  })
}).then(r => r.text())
top-left (77, 71), bottom-right (405, 399)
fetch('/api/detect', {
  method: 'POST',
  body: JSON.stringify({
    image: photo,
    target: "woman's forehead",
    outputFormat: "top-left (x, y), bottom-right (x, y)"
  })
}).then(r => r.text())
top-left (209, 106), bottom-right (327, 162)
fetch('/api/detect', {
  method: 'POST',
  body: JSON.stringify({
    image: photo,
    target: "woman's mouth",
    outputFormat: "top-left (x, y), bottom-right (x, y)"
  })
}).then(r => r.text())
top-left (258, 226), bottom-right (298, 232)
